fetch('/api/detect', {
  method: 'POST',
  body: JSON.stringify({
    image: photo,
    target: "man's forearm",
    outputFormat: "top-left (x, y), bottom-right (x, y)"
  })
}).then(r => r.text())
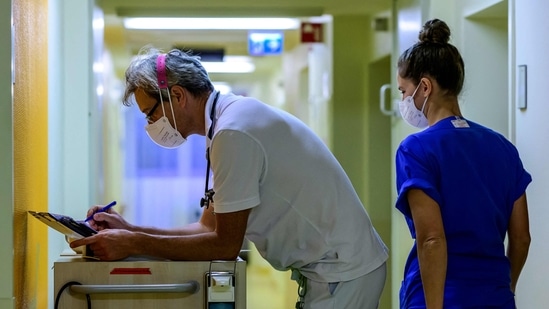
top-left (129, 231), bottom-right (242, 261)
top-left (132, 222), bottom-right (212, 236)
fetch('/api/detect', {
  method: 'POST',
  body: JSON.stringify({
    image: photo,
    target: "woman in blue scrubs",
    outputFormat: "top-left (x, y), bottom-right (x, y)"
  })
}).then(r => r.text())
top-left (395, 19), bottom-right (532, 308)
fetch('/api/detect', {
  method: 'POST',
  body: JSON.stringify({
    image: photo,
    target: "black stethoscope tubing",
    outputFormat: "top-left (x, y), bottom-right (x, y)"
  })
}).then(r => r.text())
top-left (200, 91), bottom-right (220, 208)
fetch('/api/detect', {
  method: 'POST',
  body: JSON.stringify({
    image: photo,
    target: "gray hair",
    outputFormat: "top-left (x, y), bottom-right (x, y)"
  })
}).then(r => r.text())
top-left (122, 46), bottom-right (215, 106)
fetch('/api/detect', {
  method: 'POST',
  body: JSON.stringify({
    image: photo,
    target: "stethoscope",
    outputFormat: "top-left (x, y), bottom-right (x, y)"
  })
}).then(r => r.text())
top-left (199, 91), bottom-right (220, 209)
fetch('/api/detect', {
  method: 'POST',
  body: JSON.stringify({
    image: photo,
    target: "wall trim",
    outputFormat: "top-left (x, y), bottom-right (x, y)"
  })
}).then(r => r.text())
top-left (0, 298), bottom-right (14, 309)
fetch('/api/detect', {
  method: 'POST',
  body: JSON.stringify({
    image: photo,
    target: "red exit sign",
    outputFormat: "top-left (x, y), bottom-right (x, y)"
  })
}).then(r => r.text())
top-left (301, 22), bottom-right (323, 43)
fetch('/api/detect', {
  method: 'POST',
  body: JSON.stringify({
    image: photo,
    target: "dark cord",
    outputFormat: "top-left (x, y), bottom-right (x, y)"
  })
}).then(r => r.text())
top-left (295, 274), bottom-right (307, 308)
top-left (54, 281), bottom-right (91, 309)
top-left (200, 91), bottom-right (221, 209)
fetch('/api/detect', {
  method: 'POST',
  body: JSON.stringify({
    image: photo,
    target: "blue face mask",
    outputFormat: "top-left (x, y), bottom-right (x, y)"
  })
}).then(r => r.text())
top-left (398, 83), bottom-right (429, 128)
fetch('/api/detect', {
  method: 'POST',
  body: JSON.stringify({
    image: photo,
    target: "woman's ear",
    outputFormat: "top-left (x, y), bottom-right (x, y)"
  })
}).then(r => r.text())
top-left (419, 77), bottom-right (433, 98)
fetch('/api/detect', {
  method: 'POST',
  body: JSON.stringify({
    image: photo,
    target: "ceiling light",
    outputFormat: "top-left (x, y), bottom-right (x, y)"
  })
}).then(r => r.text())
top-left (123, 17), bottom-right (300, 30)
top-left (202, 61), bottom-right (255, 74)
top-left (212, 82), bottom-right (232, 94)
top-left (201, 56), bottom-right (255, 74)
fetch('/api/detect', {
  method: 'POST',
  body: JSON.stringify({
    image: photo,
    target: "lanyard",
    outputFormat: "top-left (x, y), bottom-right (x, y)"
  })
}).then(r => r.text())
top-left (200, 91), bottom-right (220, 208)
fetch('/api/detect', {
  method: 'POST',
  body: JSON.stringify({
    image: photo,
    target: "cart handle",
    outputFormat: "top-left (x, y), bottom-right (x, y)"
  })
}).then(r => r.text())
top-left (70, 281), bottom-right (199, 294)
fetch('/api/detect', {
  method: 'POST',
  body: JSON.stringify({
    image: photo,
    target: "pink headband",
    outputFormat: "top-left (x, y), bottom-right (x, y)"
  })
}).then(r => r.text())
top-left (156, 54), bottom-right (168, 89)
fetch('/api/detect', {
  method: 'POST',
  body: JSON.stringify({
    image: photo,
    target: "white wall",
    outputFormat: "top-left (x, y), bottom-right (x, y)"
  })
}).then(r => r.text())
top-left (461, 18), bottom-right (508, 135)
top-left (47, 0), bottom-right (64, 306)
top-left (513, 0), bottom-right (549, 306)
top-left (0, 0), bottom-right (14, 308)
top-left (47, 0), bottom-right (96, 307)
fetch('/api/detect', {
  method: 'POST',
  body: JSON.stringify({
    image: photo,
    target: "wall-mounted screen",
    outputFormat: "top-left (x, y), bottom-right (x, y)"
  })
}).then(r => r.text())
top-left (248, 31), bottom-right (283, 56)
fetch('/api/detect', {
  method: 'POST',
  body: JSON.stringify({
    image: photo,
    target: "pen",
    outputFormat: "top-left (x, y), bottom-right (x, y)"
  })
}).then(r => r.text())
top-left (84, 201), bottom-right (117, 222)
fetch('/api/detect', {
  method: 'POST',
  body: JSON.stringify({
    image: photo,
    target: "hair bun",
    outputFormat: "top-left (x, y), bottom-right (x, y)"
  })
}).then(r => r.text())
top-left (418, 19), bottom-right (451, 44)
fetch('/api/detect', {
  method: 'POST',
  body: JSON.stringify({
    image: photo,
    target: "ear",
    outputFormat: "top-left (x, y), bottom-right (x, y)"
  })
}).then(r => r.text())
top-left (169, 85), bottom-right (187, 107)
top-left (419, 77), bottom-right (433, 98)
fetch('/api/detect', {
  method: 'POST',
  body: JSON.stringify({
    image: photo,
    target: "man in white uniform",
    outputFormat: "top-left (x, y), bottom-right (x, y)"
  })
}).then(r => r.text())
top-left (71, 47), bottom-right (388, 308)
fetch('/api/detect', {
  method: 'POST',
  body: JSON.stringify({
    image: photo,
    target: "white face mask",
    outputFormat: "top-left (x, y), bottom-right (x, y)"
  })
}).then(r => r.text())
top-left (145, 116), bottom-right (186, 149)
top-left (145, 95), bottom-right (186, 149)
top-left (398, 83), bottom-right (429, 129)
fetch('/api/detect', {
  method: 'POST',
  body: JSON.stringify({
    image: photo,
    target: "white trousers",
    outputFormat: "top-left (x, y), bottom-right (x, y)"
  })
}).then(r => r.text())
top-left (301, 262), bottom-right (387, 309)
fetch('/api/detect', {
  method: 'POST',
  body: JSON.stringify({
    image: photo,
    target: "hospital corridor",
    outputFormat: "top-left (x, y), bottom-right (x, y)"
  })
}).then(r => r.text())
top-left (2, 0), bottom-right (548, 308)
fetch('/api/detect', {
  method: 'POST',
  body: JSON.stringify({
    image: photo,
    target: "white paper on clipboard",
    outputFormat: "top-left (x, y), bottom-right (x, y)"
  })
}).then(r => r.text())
top-left (28, 211), bottom-right (97, 239)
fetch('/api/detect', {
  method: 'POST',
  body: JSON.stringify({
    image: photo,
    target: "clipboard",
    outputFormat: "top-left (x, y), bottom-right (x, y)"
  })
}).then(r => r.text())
top-left (28, 211), bottom-right (97, 239)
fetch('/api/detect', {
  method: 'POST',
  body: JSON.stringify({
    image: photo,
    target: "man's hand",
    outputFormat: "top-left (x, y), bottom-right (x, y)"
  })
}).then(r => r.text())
top-left (70, 229), bottom-right (135, 261)
top-left (86, 206), bottom-right (132, 231)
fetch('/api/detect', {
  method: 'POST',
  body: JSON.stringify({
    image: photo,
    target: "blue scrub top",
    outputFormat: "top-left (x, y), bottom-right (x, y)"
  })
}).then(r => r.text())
top-left (395, 116), bottom-right (532, 308)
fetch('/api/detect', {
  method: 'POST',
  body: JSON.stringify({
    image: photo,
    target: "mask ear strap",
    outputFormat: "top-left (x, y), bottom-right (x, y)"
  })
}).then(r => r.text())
top-left (412, 81), bottom-right (422, 97)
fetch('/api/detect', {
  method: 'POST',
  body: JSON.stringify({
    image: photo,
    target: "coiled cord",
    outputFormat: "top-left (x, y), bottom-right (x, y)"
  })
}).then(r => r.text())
top-left (54, 281), bottom-right (91, 309)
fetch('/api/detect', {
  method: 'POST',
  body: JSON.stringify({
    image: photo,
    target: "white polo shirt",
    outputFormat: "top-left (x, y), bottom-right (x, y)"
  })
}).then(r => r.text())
top-left (205, 92), bottom-right (388, 282)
